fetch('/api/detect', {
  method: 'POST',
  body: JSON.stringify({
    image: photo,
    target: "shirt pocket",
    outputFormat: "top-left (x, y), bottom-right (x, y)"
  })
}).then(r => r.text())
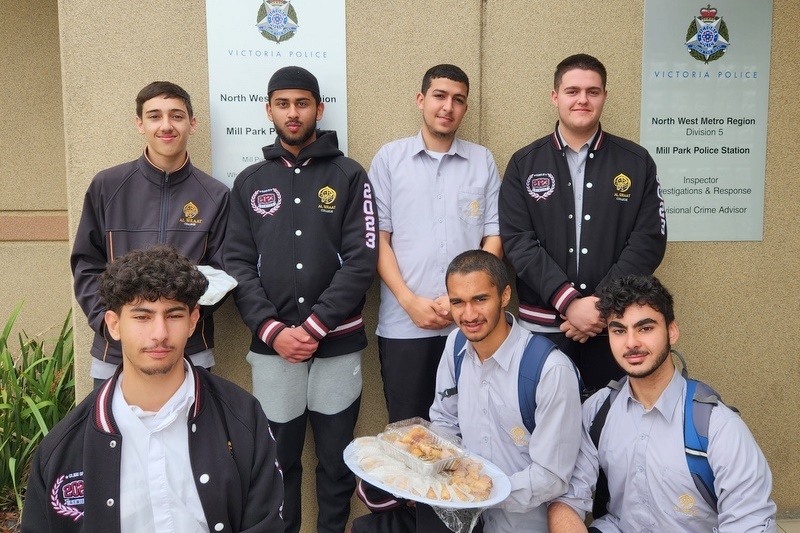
top-left (458, 188), bottom-right (486, 227)
top-left (657, 465), bottom-right (715, 524)
top-left (493, 404), bottom-right (529, 450)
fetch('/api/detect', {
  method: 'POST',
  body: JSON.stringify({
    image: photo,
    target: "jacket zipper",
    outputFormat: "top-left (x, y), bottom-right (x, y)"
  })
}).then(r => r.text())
top-left (159, 172), bottom-right (170, 242)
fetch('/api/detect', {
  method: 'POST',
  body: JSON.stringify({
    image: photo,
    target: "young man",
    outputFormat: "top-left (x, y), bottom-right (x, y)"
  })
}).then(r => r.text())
top-left (71, 81), bottom-right (230, 387)
top-left (23, 245), bottom-right (284, 533)
top-left (223, 66), bottom-right (377, 533)
top-left (548, 274), bottom-right (777, 533)
top-left (370, 64), bottom-right (502, 423)
top-left (499, 54), bottom-right (667, 392)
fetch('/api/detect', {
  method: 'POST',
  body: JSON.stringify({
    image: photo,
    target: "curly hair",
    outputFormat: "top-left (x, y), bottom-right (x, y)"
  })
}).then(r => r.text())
top-left (596, 274), bottom-right (674, 324)
top-left (446, 250), bottom-right (509, 296)
top-left (99, 245), bottom-right (208, 314)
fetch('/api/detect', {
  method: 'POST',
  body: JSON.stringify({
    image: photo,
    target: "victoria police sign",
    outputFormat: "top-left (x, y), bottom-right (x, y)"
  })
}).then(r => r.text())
top-left (206, 0), bottom-right (349, 187)
top-left (640, 1), bottom-right (772, 241)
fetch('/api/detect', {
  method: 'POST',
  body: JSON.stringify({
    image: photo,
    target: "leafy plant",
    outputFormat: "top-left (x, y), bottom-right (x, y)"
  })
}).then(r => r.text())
top-left (0, 303), bottom-right (75, 513)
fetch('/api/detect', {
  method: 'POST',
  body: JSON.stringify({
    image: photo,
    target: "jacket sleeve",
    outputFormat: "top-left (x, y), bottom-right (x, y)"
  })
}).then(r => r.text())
top-left (70, 178), bottom-right (111, 336)
top-left (240, 406), bottom-right (285, 532)
top-left (596, 153), bottom-right (667, 290)
top-left (199, 184), bottom-right (231, 314)
top-left (223, 176), bottom-right (288, 347)
top-left (299, 166), bottom-right (378, 340)
top-left (20, 447), bottom-right (50, 533)
top-left (499, 154), bottom-right (581, 314)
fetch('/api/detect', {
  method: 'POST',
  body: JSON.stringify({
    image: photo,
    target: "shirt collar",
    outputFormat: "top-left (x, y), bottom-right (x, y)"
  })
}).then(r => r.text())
top-left (412, 130), bottom-right (467, 159)
top-left (622, 365), bottom-right (683, 422)
top-left (551, 122), bottom-right (606, 153)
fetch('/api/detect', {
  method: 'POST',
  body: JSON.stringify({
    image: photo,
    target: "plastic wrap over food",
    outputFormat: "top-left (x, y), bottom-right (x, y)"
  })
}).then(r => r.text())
top-left (378, 417), bottom-right (468, 476)
top-left (352, 436), bottom-right (493, 503)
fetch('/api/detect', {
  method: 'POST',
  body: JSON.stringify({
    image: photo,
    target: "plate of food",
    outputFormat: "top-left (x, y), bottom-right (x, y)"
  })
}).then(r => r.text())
top-left (344, 435), bottom-right (511, 509)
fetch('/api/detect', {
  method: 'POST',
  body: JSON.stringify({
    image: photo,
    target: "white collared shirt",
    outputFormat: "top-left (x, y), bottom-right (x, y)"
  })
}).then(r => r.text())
top-left (112, 361), bottom-right (209, 533)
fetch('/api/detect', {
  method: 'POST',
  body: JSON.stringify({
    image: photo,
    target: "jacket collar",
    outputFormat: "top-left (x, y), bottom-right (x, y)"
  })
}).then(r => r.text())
top-left (93, 356), bottom-right (204, 435)
top-left (136, 150), bottom-right (194, 186)
top-left (550, 122), bottom-right (606, 153)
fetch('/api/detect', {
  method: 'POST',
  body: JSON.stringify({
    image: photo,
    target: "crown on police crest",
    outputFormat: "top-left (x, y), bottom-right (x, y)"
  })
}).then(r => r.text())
top-left (700, 4), bottom-right (718, 22)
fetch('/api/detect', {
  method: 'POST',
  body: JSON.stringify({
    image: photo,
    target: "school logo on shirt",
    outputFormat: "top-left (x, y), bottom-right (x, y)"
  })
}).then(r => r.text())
top-left (674, 493), bottom-right (699, 516)
top-left (251, 188), bottom-right (283, 217)
top-left (526, 173), bottom-right (555, 201)
top-left (509, 426), bottom-right (528, 447)
top-left (613, 173), bottom-right (632, 202)
top-left (180, 201), bottom-right (203, 226)
top-left (317, 186), bottom-right (337, 213)
top-left (256, 0), bottom-right (299, 43)
top-left (50, 472), bottom-right (85, 522)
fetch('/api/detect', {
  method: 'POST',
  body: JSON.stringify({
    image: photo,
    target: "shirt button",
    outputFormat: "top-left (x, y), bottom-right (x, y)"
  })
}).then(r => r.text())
top-left (580, 283), bottom-right (587, 289)
top-left (294, 168), bottom-right (301, 174)
top-left (439, 218), bottom-right (443, 223)
top-left (437, 194), bottom-right (442, 199)
top-left (109, 440), bottom-right (117, 448)
top-left (481, 380), bottom-right (488, 386)
top-left (294, 198), bottom-right (301, 204)
top-left (584, 214), bottom-right (591, 221)
top-left (295, 229), bottom-right (302, 236)
top-left (200, 474), bottom-right (210, 484)
top-left (581, 248), bottom-right (588, 254)
top-left (106, 498), bottom-right (115, 507)
top-left (638, 466), bottom-right (644, 473)
top-left (298, 297), bottom-right (305, 303)
top-left (586, 182), bottom-right (593, 188)
top-left (483, 436), bottom-right (489, 443)
top-left (482, 408), bottom-right (488, 415)
top-left (296, 263), bottom-right (303, 269)
top-left (214, 524), bottom-right (225, 531)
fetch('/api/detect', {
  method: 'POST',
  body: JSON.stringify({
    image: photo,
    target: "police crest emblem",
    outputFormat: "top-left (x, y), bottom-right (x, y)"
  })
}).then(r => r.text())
top-left (256, 0), bottom-right (299, 43)
top-left (685, 5), bottom-right (729, 64)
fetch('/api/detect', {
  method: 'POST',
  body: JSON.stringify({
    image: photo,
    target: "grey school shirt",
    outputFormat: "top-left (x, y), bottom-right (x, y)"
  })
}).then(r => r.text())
top-left (370, 132), bottom-right (501, 339)
top-left (556, 366), bottom-right (777, 533)
top-left (430, 314), bottom-right (583, 533)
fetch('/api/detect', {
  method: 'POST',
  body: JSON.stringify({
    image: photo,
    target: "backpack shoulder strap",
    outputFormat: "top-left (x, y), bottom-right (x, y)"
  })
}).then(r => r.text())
top-left (589, 377), bottom-right (626, 520)
top-left (439, 331), bottom-right (468, 400)
top-left (684, 378), bottom-right (720, 510)
top-left (517, 334), bottom-right (557, 434)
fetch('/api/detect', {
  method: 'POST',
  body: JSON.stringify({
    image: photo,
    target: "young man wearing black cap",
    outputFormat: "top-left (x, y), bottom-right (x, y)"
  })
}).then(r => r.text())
top-left (224, 66), bottom-right (378, 533)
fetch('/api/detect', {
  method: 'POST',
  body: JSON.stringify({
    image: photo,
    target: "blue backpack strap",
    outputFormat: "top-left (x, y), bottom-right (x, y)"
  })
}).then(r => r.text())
top-left (589, 377), bottom-right (626, 520)
top-left (684, 379), bottom-right (720, 510)
top-left (439, 331), bottom-right (468, 399)
top-left (517, 335), bottom-right (557, 434)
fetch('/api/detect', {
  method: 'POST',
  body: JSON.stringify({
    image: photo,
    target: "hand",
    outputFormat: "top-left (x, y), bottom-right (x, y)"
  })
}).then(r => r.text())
top-left (433, 295), bottom-right (452, 321)
top-left (560, 320), bottom-right (592, 343)
top-left (402, 295), bottom-right (453, 330)
top-left (272, 327), bottom-right (318, 363)
top-left (562, 296), bottom-right (605, 337)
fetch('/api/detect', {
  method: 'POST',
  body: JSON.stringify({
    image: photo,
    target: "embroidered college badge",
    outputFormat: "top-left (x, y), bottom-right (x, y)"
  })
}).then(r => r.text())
top-left (509, 426), bottom-right (528, 447)
top-left (50, 472), bottom-right (85, 522)
top-left (685, 5), bottom-right (730, 64)
top-left (613, 173), bottom-right (632, 202)
top-left (674, 493), bottom-right (699, 516)
top-left (317, 186), bottom-right (337, 213)
top-left (256, 0), bottom-right (299, 43)
top-left (180, 201), bottom-right (203, 226)
top-left (251, 188), bottom-right (283, 217)
top-left (526, 173), bottom-right (556, 201)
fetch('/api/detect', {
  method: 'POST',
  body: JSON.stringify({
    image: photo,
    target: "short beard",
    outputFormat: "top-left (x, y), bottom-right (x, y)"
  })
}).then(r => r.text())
top-left (627, 342), bottom-right (671, 379)
top-left (276, 123), bottom-right (316, 147)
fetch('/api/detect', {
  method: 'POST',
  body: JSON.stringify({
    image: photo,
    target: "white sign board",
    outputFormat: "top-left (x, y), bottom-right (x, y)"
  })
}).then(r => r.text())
top-left (206, 0), bottom-right (348, 187)
top-left (640, 0), bottom-right (773, 241)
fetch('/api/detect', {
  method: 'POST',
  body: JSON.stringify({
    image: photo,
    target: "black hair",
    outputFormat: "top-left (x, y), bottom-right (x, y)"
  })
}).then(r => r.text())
top-left (99, 245), bottom-right (208, 314)
top-left (136, 81), bottom-right (193, 118)
top-left (421, 64), bottom-right (470, 96)
top-left (596, 274), bottom-right (675, 324)
top-left (446, 250), bottom-right (508, 296)
top-left (554, 53), bottom-right (607, 90)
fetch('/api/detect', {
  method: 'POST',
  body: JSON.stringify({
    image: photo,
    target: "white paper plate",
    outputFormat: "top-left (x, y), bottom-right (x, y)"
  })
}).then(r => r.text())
top-left (344, 438), bottom-right (511, 509)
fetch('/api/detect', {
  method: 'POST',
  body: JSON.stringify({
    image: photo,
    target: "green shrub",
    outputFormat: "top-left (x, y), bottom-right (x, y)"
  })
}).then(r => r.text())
top-left (0, 303), bottom-right (75, 513)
